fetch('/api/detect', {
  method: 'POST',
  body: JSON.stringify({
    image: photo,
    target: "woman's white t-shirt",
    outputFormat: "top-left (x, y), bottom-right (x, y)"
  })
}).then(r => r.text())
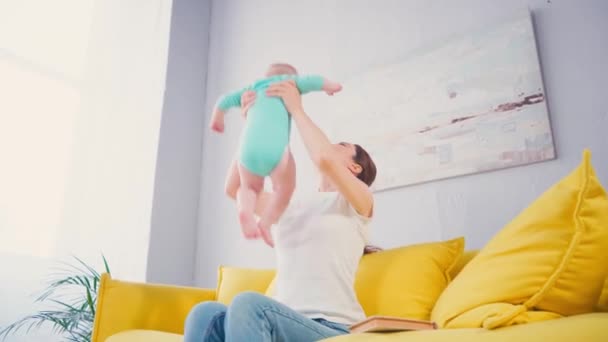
top-left (273, 191), bottom-right (369, 325)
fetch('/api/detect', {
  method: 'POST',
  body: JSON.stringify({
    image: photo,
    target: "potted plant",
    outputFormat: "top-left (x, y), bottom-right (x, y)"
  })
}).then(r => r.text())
top-left (0, 256), bottom-right (110, 342)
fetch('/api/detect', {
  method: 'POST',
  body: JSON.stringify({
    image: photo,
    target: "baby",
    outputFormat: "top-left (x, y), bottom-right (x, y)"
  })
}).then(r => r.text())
top-left (209, 63), bottom-right (342, 246)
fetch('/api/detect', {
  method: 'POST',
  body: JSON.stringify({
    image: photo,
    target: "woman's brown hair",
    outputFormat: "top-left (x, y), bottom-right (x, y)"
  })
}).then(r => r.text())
top-left (353, 144), bottom-right (377, 187)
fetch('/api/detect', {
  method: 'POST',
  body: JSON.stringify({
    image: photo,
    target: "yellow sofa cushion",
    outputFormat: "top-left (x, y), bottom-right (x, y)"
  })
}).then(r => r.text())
top-left (354, 237), bottom-right (464, 320)
top-left (106, 330), bottom-right (182, 342)
top-left (598, 279), bottom-right (608, 312)
top-left (104, 314), bottom-right (608, 342)
top-left (431, 150), bottom-right (608, 329)
top-left (448, 250), bottom-right (478, 280)
top-left (215, 266), bottom-right (275, 305)
top-left (446, 250), bottom-right (608, 313)
top-left (325, 313), bottom-right (608, 342)
top-left (265, 277), bottom-right (276, 297)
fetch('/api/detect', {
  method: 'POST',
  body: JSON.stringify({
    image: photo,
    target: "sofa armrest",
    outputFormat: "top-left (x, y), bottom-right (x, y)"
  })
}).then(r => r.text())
top-left (92, 273), bottom-right (216, 342)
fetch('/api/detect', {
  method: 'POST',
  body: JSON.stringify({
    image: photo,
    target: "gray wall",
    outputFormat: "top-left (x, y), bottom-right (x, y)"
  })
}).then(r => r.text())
top-left (195, 0), bottom-right (608, 287)
top-left (147, 0), bottom-right (211, 286)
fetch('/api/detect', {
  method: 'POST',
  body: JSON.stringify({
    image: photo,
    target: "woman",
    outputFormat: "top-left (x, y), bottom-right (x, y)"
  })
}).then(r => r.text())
top-left (185, 80), bottom-right (377, 342)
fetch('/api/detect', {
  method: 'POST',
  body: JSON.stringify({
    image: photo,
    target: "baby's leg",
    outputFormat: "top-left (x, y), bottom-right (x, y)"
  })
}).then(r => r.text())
top-left (237, 164), bottom-right (264, 239)
top-left (258, 149), bottom-right (296, 246)
top-left (224, 158), bottom-right (240, 199)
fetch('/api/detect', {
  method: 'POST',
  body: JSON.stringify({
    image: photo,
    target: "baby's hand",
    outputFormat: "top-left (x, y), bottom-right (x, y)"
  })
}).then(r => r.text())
top-left (323, 81), bottom-right (343, 96)
top-left (209, 111), bottom-right (225, 133)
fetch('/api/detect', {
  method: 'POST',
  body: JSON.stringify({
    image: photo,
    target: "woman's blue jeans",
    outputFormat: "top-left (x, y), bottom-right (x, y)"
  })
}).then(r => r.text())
top-left (184, 291), bottom-right (350, 342)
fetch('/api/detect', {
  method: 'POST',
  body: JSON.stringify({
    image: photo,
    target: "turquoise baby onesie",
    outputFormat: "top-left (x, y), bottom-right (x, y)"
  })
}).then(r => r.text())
top-left (217, 74), bottom-right (324, 176)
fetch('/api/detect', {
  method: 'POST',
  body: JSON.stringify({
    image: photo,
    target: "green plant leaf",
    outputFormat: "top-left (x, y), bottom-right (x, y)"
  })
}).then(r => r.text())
top-left (36, 275), bottom-right (94, 302)
top-left (73, 256), bottom-right (100, 279)
top-left (1, 254), bottom-right (109, 342)
top-left (86, 287), bottom-right (95, 317)
top-left (102, 255), bottom-right (111, 276)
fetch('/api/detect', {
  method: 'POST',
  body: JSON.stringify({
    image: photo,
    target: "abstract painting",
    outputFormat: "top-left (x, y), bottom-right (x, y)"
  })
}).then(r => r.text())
top-left (323, 11), bottom-right (555, 191)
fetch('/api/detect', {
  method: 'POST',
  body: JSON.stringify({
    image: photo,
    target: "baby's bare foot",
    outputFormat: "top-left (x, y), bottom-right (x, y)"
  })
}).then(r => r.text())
top-left (238, 210), bottom-right (259, 239)
top-left (258, 223), bottom-right (274, 248)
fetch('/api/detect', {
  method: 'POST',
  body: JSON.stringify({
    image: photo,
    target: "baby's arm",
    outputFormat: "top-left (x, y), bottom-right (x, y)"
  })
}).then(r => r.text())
top-left (294, 75), bottom-right (342, 96)
top-left (217, 88), bottom-right (246, 111)
top-left (209, 88), bottom-right (247, 133)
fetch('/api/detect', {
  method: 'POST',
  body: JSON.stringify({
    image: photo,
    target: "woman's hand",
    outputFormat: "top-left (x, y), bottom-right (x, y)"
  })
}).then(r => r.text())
top-left (240, 90), bottom-right (256, 118)
top-left (266, 80), bottom-right (304, 115)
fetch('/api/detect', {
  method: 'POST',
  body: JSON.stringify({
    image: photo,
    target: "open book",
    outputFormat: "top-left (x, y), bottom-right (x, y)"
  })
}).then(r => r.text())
top-left (349, 316), bottom-right (437, 333)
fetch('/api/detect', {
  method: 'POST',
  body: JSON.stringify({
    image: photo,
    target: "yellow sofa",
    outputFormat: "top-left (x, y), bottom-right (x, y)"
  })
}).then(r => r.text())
top-left (92, 150), bottom-right (608, 341)
top-left (92, 251), bottom-right (608, 342)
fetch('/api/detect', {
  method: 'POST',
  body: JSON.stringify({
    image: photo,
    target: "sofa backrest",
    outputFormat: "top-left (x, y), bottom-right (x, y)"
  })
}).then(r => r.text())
top-left (218, 249), bottom-right (481, 303)
top-left (217, 249), bottom-right (608, 313)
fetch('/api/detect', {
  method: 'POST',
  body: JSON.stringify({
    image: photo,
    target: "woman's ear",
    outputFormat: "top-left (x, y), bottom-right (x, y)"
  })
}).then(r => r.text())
top-left (348, 163), bottom-right (363, 176)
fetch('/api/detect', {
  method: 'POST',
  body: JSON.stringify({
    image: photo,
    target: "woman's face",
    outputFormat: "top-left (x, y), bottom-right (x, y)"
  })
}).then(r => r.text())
top-left (334, 142), bottom-right (362, 176)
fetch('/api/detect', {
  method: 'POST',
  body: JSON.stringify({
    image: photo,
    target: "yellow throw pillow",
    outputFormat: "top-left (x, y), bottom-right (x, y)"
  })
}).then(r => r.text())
top-left (432, 150), bottom-right (608, 329)
top-left (597, 278), bottom-right (608, 312)
top-left (449, 250), bottom-right (478, 280)
top-left (265, 277), bottom-right (276, 297)
top-left (215, 266), bottom-right (275, 305)
top-left (355, 237), bottom-right (464, 320)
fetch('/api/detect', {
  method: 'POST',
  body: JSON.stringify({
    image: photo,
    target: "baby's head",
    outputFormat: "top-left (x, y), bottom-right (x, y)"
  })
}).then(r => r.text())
top-left (266, 63), bottom-right (298, 77)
